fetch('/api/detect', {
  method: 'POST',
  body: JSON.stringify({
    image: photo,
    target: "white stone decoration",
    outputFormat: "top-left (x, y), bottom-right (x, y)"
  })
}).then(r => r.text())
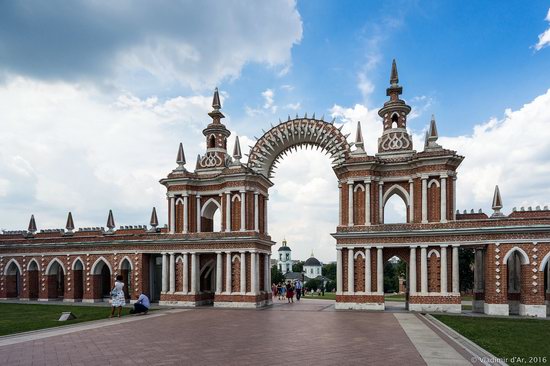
top-left (496, 268), bottom-right (500, 273)
top-left (496, 288), bottom-right (501, 293)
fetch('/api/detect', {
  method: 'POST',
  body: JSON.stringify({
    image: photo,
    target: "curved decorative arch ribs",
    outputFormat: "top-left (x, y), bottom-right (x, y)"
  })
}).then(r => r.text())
top-left (247, 118), bottom-right (351, 178)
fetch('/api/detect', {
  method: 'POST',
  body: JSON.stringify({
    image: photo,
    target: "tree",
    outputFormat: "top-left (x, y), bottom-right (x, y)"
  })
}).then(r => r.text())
top-left (305, 278), bottom-right (321, 291)
top-left (383, 262), bottom-right (399, 293)
top-left (292, 261), bottom-right (304, 273)
top-left (459, 247), bottom-right (474, 293)
top-left (325, 280), bottom-right (336, 292)
top-left (322, 262), bottom-right (336, 281)
top-left (271, 265), bottom-right (285, 285)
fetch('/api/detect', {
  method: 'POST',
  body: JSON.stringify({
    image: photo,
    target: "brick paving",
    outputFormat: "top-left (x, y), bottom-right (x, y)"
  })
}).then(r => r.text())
top-left (0, 299), bottom-right (427, 366)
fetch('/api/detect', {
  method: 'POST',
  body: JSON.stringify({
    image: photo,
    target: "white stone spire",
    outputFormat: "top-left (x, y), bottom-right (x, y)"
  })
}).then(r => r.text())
top-left (106, 210), bottom-right (115, 232)
top-left (65, 212), bottom-right (75, 233)
top-left (232, 136), bottom-right (242, 164)
top-left (28, 214), bottom-right (37, 234)
top-left (176, 143), bottom-right (186, 171)
top-left (353, 121), bottom-right (365, 154)
top-left (424, 114), bottom-right (442, 151)
top-left (491, 185), bottom-right (504, 218)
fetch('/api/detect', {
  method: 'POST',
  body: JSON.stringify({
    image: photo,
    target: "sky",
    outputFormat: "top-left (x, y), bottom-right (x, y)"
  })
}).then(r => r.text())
top-left (1, 1), bottom-right (550, 262)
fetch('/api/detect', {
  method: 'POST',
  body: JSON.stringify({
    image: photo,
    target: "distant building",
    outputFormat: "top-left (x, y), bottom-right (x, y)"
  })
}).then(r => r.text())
top-left (303, 252), bottom-right (322, 278)
top-left (277, 238), bottom-right (292, 273)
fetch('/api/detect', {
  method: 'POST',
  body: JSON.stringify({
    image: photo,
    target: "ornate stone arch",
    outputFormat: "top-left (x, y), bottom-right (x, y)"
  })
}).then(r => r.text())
top-left (201, 198), bottom-right (221, 219)
top-left (354, 184), bottom-right (365, 192)
top-left (72, 257), bottom-right (85, 270)
top-left (119, 256), bottom-right (134, 270)
top-left (232, 254), bottom-right (241, 263)
top-left (382, 184), bottom-right (410, 207)
top-left (231, 194), bottom-right (241, 202)
top-left (247, 117), bottom-right (351, 178)
top-left (27, 258), bottom-right (40, 271)
top-left (354, 250), bottom-right (365, 259)
top-left (175, 197), bottom-right (185, 205)
top-left (502, 247), bottom-right (530, 265)
top-left (428, 249), bottom-right (440, 258)
top-left (90, 256), bottom-right (113, 275)
top-left (539, 250), bottom-right (550, 271)
top-left (4, 258), bottom-right (22, 275)
top-left (428, 179), bottom-right (440, 188)
top-left (45, 258), bottom-right (66, 275)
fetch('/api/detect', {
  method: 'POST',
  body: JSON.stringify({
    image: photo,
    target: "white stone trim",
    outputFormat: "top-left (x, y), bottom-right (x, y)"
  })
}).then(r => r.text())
top-left (45, 258), bottom-right (66, 275)
top-left (484, 303), bottom-right (509, 316)
top-left (382, 184), bottom-right (410, 207)
top-left (71, 257), bottom-right (84, 270)
top-left (427, 179), bottom-right (440, 188)
top-left (427, 249), bottom-right (440, 258)
top-left (502, 246), bottom-right (530, 265)
top-left (354, 250), bottom-right (365, 259)
top-left (519, 304), bottom-right (546, 318)
top-left (231, 194), bottom-right (241, 202)
top-left (90, 256), bottom-right (113, 275)
top-left (3, 258), bottom-right (22, 275)
top-left (201, 197), bottom-right (222, 218)
top-left (538, 251), bottom-right (550, 271)
top-left (408, 303), bottom-right (460, 313)
top-left (26, 258), bottom-right (40, 271)
top-left (175, 197), bottom-right (185, 205)
top-left (232, 254), bottom-right (240, 263)
top-left (353, 184), bottom-right (365, 192)
top-left (335, 302), bottom-right (384, 311)
top-left (118, 256), bottom-right (133, 270)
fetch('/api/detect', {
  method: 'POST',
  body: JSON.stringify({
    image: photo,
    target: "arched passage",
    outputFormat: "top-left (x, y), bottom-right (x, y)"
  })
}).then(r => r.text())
top-left (91, 258), bottom-right (112, 300)
top-left (46, 259), bottom-right (66, 299)
top-left (383, 185), bottom-right (410, 224)
top-left (27, 260), bottom-right (40, 300)
top-left (72, 258), bottom-right (84, 301)
top-left (120, 258), bottom-right (133, 300)
top-left (503, 247), bottom-right (529, 315)
top-left (201, 198), bottom-right (222, 232)
top-left (4, 260), bottom-right (22, 298)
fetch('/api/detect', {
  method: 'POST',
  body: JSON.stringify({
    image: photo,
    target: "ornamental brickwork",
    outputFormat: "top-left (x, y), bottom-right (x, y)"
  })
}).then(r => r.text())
top-left (1, 60), bottom-right (550, 316)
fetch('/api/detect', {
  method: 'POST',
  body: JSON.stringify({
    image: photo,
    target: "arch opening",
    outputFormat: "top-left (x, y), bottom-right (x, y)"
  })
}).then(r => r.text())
top-left (120, 259), bottom-right (132, 299)
top-left (92, 259), bottom-right (112, 299)
top-left (5, 261), bottom-right (22, 298)
top-left (27, 260), bottom-right (39, 300)
top-left (383, 194), bottom-right (408, 224)
top-left (73, 259), bottom-right (84, 301)
top-left (46, 260), bottom-right (65, 299)
top-left (506, 251), bottom-right (522, 315)
top-left (201, 198), bottom-right (222, 232)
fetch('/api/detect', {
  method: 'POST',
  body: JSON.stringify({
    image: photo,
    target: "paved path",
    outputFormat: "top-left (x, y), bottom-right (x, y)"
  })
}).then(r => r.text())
top-left (0, 299), bottom-right (473, 366)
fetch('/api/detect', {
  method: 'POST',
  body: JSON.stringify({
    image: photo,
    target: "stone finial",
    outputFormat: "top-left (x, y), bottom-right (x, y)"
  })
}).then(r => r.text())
top-left (232, 136), bottom-right (242, 164)
top-left (212, 87), bottom-right (221, 110)
top-left (106, 210), bottom-right (115, 232)
top-left (66, 212), bottom-right (75, 233)
top-left (424, 115), bottom-right (442, 151)
top-left (149, 207), bottom-right (158, 228)
top-left (354, 121), bottom-right (365, 152)
top-left (491, 185), bottom-right (505, 218)
top-left (390, 58), bottom-right (399, 85)
top-left (176, 143), bottom-right (186, 170)
top-left (28, 214), bottom-right (37, 234)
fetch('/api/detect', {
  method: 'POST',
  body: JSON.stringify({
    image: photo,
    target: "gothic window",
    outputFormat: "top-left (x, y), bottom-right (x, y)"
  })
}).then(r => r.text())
top-left (208, 135), bottom-right (216, 148)
top-left (391, 113), bottom-right (399, 128)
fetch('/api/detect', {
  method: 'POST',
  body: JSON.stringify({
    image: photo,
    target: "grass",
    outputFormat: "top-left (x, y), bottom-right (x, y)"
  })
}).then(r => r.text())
top-left (434, 315), bottom-right (550, 366)
top-left (385, 293), bottom-right (405, 301)
top-left (0, 303), bottom-right (130, 336)
top-left (303, 292), bottom-right (336, 300)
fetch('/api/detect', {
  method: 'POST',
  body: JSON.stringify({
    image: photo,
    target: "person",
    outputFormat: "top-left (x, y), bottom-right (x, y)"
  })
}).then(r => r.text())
top-left (277, 282), bottom-right (282, 300)
top-left (130, 292), bottom-right (150, 315)
top-left (271, 283), bottom-right (278, 299)
top-left (109, 275), bottom-right (125, 318)
top-left (294, 279), bottom-right (303, 301)
top-left (286, 281), bottom-right (294, 303)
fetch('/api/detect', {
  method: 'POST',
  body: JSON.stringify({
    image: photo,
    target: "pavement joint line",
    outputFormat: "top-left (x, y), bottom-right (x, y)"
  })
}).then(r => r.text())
top-left (0, 309), bottom-right (188, 348)
top-left (423, 314), bottom-right (508, 366)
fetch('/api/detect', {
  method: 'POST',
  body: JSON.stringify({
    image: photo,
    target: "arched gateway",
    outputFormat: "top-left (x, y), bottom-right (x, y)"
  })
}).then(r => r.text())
top-left (1, 60), bottom-right (550, 317)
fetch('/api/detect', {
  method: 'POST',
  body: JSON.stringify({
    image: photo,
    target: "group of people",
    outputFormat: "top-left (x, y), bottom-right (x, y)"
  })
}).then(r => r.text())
top-left (272, 279), bottom-right (304, 303)
top-left (109, 275), bottom-right (151, 318)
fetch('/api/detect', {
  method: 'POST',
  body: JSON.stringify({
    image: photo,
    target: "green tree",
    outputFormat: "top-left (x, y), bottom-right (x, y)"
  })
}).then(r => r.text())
top-left (292, 261), bottom-right (304, 273)
top-left (271, 265), bottom-right (285, 285)
top-left (383, 262), bottom-right (399, 293)
top-left (322, 262), bottom-right (336, 281)
top-left (325, 280), bottom-right (336, 292)
top-left (459, 247), bottom-right (474, 292)
top-left (305, 278), bottom-right (321, 291)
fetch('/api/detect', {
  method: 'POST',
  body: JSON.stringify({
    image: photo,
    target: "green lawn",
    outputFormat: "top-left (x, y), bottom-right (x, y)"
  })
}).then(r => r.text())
top-left (385, 294), bottom-right (406, 301)
top-left (303, 292), bottom-right (336, 300)
top-left (434, 315), bottom-right (550, 366)
top-left (0, 303), bottom-right (130, 336)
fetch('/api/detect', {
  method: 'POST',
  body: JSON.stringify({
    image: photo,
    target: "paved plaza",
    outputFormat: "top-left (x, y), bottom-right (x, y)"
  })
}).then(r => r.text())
top-left (0, 299), bottom-right (477, 365)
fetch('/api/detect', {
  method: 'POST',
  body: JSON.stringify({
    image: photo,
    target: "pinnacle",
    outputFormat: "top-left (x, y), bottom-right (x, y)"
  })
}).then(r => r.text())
top-left (28, 214), bottom-right (37, 234)
top-left (66, 212), bottom-right (75, 232)
top-left (390, 59), bottom-right (399, 85)
top-left (233, 136), bottom-right (242, 160)
top-left (176, 142), bottom-right (186, 167)
top-left (491, 185), bottom-right (504, 218)
top-left (212, 87), bottom-right (221, 110)
top-left (355, 121), bottom-right (364, 144)
top-left (150, 207), bottom-right (158, 228)
top-left (106, 209), bottom-right (115, 231)
top-left (428, 114), bottom-right (438, 138)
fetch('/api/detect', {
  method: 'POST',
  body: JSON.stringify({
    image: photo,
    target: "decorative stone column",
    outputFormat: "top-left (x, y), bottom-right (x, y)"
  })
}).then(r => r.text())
top-left (440, 245), bottom-right (448, 293)
top-left (190, 253), bottom-right (197, 294)
top-left (196, 195), bottom-right (201, 233)
top-left (169, 252), bottom-right (175, 293)
top-left (376, 246), bottom-right (383, 294)
top-left (254, 192), bottom-right (259, 232)
top-left (264, 254), bottom-right (270, 292)
top-left (183, 194), bottom-right (189, 233)
top-left (365, 247), bottom-right (371, 292)
top-left (440, 174), bottom-right (447, 223)
top-left (169, 197), bottom-right (175, 234)
top-left (409, 246), bottom-right (417, 294)
top-left (240, 191), bottom-right (246, 231)
top-left (216, 252), bottom-right (223, 294)
top-left (240, 251), bottom-right (246, 293)
top-left (452, 176), bottom-right (457, 220)
top-left (225, 252), bottom-right (232, 294)
top-left (347, 247), bottom-right (354, 294)
top-left (452, 245), bottom-right (459, 294)
top-left (364, 179), bottom-right (371, 225)
top-left (347, 181), bottom-right (354, 226)
top-left (182, 253), bottom-right (189, 294)
top-left (420, 246), bottom-right (428, 294)
top-left (408, 179), bottom-right (414, 223)
top-left (338, 183), bottom-right (343, 226)
top-left (161, 252), bottom-right (168, 293)
top-left (378, 181), bottom-right (384, 224)
top-left (421, 176), bottom-right (428, 223)
top-left (225, 192), bottom-right (231, 232)
top-left (336, 248), bottom-right (343, 295)
top-left (264, 195), bottom-right (269, 234)
top-left (251, 252), bottom-right (257, 295)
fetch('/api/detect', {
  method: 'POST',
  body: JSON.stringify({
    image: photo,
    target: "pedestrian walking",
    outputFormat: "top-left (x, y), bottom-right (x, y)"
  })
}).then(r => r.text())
top-left (286, 281), bottom-right (294, 303)
top-left (295, 279), bottom-right (303, 301)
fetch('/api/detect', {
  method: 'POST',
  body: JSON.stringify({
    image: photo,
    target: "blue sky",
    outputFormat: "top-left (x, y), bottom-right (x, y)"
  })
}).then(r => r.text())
top-left (1, 1), bottom-right (550, 261)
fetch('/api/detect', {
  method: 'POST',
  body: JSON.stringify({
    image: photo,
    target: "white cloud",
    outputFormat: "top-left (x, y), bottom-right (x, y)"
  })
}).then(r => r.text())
top-left (285, 102), bottom-right (301, 110)
top-left (534, 8), bottom-right (550, 51)
top-left (262, 89), bottom-right (277, 113)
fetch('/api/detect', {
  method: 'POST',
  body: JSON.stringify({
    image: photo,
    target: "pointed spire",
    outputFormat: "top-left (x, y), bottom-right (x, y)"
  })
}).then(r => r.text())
top-left (150, 207), bottom-right (158, 228)
top-left (65, 212), bottom-right (75, 233)
top-left (212, 87), bottom-right (221, 110)
top-left (310, 250), bottom-right (314, 258)
top-left (424, 115), bottom-right (441, 151)
top-left (106, 210), bottom-right (115, 231)
top-left (390, 59), bottom-right (399, 85)
top-left (175, 142), bottom-right (186, 171)
top-left (491, 185), bottom-right (505, 218)
top-left (232, 136), bottom-right (242, 164)
top-left (28, 214), bottom-right (37, 234)
top-left (353, 121), bottom-right (365, 154)
top-left (428, 114), bottom-right (438, 138)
